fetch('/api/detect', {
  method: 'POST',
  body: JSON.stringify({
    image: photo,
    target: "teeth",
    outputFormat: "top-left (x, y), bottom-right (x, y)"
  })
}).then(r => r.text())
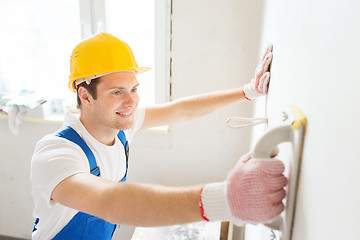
top-left (118, 111), bottom-right (132, 116)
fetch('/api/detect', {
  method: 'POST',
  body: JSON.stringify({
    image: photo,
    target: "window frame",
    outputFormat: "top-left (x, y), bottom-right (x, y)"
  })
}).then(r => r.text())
top-left (78, 0), bottom-right (171, 105)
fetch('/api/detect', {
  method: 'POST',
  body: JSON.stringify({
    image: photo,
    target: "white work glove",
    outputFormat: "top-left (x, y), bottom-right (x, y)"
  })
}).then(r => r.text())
top-left (199, 152), bottom-right (287, 226)
top-left (242, 44), bottom-right (273, 100)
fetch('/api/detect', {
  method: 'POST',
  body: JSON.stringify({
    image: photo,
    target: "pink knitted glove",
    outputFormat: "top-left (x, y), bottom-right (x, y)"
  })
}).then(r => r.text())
top-left (200, 153), bottom-right (287, 226)
top-left (243, 44), bottom-right (273, 100)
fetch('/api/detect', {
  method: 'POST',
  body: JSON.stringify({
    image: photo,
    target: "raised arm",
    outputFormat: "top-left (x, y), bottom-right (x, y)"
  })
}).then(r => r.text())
top-left (141, 44), bottom-right (273, 130)
top-left (141, 87), bottom-right (245, 130)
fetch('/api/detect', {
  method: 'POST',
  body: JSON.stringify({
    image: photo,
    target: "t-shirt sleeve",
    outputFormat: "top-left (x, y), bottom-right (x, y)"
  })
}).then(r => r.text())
top-left (31, 135), bottom-right (89, 207)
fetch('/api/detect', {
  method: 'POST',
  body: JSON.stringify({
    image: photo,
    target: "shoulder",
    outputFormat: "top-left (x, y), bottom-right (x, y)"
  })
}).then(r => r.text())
top-left (31, 131), bottom-right (90, 205)
top-left (31, 132), bottom-right (89, 178)
top-left (33, 133), bottom-right (85, 158)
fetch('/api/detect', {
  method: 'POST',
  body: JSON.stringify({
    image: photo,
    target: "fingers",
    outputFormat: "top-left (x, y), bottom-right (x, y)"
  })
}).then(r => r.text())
top-left (261, 52), bottom-right (273, 73)
top-left (268, 175), bottom-right (288, 191)
top-left (266, 189), bottom-right (286, 222)
top-left (269, 189), bottom-right (286, 203)
top-left (269, 202), bottom-right (285, 220)
top-left (258, 72), bottom-right (270, 93)
top-left (253, 44), bottom-right (273, 96)
top-left (261, 44), bottom-right (273, 62)
top-left (269, 190), bottom-right (286, 221)
top-left (252, 158), bottom-right (285, 175)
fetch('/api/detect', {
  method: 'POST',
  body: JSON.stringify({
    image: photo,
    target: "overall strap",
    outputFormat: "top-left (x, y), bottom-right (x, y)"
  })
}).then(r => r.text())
top-left (55, 126), bottom-right (100, 176)
top-left (117, 130), bottom-right (128, 150)
top-left (33, 127), bottom-right (129, 236)
top-left (117, 130), bottom-right (129, 182)
top-left (55, 126), bottom-right (129, 178)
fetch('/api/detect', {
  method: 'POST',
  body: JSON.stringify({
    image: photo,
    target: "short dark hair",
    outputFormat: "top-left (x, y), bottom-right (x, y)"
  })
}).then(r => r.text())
top-left (76, 77), bottom-right (100, 108)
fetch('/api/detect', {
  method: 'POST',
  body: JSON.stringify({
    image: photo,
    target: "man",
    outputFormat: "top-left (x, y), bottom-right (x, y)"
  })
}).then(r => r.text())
top-left (31, 32), bottom-right (286, 239)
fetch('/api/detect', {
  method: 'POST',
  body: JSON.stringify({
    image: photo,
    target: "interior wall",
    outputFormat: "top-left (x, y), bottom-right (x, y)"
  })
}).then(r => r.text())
top-left (0, 120), bottom-right (62, 239)
top-left (0, 0), bottom-right (264, 239)
top-left (131, 0), bottom-right (264, 186)
top-left (246, 0), bottom-right (360, 239)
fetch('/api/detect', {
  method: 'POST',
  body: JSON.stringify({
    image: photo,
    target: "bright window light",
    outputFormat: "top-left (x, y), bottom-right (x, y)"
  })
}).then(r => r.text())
top-left (0, 0), bottom-right (82, 100)
top-left (0, 0), bottom-right (169, 113)
top-left (105, 0), bottom-right (155, 107)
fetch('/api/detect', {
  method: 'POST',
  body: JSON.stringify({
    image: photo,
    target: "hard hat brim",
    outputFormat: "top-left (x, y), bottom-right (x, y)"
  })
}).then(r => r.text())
top-left (69, 67), bottom-right (152, 92)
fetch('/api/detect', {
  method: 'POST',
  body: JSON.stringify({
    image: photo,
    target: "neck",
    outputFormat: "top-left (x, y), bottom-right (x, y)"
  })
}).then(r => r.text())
top-left (79, 111), bottom-right (118, 146)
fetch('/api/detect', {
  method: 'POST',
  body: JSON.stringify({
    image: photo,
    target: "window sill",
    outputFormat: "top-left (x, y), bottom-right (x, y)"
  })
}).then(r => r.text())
top-left (0, 111), bottom-right (172, 148)
top-left (0, 111), bottom-right (63, 124)
top-left (0, 111), bottom-right (170, 134)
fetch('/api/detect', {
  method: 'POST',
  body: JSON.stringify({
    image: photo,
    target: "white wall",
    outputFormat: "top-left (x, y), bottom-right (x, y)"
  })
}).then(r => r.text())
top-left (246, 0), bottom-right (360, 240)
top-left (0, 120), bottom-right (62, 238)
top-left (0, 0), bottom-right (264, 239)
top-left (131, 0), bottom-right (264, 186)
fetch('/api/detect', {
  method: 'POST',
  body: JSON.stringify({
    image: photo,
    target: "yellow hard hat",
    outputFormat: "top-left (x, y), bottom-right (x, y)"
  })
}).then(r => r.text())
top-left (68, 32), bottom-right (151, 92)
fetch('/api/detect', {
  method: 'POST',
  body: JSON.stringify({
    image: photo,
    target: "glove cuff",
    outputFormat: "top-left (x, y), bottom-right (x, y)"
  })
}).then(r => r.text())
top-left (242, 88), bottom-right (251, 101)
top-left (201, 181), bottom-right (231, 222)
top-left (243, 83), bottom-right (256, 100)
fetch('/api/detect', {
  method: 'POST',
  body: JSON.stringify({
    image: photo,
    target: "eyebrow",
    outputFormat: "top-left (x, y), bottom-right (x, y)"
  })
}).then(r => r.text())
top-left (109, 83), bottom-right (140, 90)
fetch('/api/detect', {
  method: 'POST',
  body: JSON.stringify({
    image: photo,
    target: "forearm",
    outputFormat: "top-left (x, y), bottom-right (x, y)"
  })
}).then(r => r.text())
top-left (172, 87), bottom-right (245, 121)
top-left (142, 87), bottom-right (245, 129)
top-left (52, 173), bottom-right (204, 227)
top-left (103, 182), bottom-right (204, 226)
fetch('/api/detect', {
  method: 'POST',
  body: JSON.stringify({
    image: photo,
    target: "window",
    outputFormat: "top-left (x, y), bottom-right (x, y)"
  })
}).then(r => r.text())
top-left (102, 0), bottom-right (171, 106)
top-left (106, 0), bottom-right (155, 106)
top-left (0, 0), bottom-right (170, 109)
top-left (0, 0), bottom-right (81, 100)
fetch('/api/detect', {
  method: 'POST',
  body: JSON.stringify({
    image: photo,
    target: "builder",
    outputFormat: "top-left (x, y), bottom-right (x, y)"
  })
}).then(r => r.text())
top-left (30, 33), bottom-right (286, 239)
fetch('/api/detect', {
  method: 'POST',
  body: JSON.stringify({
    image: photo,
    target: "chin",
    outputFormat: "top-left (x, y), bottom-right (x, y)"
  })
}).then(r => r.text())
top-left (116, 121), bottom-right (134, 131)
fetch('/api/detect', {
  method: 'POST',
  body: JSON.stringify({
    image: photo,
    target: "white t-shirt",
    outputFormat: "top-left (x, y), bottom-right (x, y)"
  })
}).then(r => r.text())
top-left (30, 108), bottom-right (145, 240)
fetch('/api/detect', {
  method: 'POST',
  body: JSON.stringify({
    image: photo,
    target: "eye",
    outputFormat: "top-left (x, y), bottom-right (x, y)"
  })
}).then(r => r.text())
top-left (131, 87), bottom-right (138, 93)
top-left (112, 91), bottom-right (121, 95)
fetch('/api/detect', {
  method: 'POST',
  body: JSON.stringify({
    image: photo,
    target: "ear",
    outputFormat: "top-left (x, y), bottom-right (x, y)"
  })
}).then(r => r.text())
top-left (77, 86), bottom-right (93, 106)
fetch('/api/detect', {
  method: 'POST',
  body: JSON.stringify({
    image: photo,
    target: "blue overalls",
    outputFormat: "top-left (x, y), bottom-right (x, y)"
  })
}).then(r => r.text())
top-left (33, 126), bottom-right (129, 240)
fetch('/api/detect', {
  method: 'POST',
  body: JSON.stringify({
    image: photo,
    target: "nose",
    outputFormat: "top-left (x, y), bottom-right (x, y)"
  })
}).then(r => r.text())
top-left (122, 92), bottom-right (138, 108)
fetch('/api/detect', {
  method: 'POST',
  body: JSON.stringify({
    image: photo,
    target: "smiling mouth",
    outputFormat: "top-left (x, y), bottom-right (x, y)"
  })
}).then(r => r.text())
top-left (116, 111), bottom-right (132, 117)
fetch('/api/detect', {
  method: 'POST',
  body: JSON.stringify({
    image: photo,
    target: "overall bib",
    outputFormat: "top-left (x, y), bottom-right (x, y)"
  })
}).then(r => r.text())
top-left (33, 126), bottom-right (129, 240)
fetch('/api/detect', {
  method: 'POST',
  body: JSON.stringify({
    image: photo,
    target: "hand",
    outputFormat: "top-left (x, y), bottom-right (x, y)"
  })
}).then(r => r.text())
top-left (200, 151), bottom-right (287, 226)
top-left (226, 155), bottom-right (286, 224)
top-left (243, 44), bottom-right (273, 100)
